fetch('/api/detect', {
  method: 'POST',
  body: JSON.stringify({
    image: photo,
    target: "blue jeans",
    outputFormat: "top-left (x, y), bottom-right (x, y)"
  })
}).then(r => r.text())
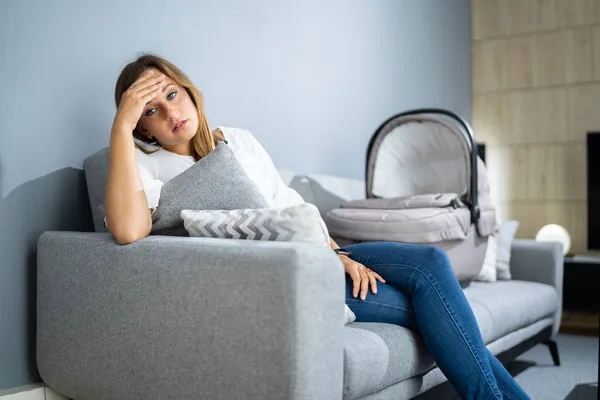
top-left (342, 241), bottom-right (530, 400)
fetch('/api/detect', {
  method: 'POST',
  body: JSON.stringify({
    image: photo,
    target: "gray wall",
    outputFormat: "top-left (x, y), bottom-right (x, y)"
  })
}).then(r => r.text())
top-left (0, 0), bottom-right (471, 390)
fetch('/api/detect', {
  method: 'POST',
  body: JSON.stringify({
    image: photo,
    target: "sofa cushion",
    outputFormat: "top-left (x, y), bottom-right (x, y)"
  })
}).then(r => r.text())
top-left (284, 172), bottom-right (365, 215)
top-left (464, 280), bottom-right (558, 343)
top-left (466, 298), bottom-right (495, 344)
top-left (342, 323), bottom-right (434, 400)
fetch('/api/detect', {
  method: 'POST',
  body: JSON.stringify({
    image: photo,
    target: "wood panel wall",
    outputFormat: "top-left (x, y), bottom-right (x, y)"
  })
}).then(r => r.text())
top-left (472, 0), bottom-right (600, 254)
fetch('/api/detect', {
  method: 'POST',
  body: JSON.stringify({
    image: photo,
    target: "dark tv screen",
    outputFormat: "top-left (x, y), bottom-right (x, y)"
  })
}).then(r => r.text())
top-left (587, 132), bottom-right (600, 250)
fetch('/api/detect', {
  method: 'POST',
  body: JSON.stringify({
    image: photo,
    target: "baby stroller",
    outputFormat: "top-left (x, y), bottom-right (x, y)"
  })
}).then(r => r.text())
top-left (324, 109), bottom-right (497, 283)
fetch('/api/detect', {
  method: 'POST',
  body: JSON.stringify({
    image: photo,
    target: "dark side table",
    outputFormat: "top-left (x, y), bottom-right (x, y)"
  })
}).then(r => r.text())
top-left (561, 255), bottom-right (600, 336)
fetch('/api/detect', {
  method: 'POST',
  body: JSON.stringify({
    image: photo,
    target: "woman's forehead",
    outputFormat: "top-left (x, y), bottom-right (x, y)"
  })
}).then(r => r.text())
top-left (145, 67), bottom-right (173, 84)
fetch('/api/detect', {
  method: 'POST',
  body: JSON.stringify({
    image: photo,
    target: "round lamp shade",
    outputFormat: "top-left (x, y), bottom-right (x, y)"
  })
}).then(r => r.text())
top-left (535, 224), bottom-right (571, 255)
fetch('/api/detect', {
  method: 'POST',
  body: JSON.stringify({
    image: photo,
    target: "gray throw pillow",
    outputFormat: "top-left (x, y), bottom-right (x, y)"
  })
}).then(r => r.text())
top-left (495, 220), bottom-right (520, 280)
top-left (180, 203), bottom-right (330, 246)
top-left (151, 142), bottom-right (269, 236)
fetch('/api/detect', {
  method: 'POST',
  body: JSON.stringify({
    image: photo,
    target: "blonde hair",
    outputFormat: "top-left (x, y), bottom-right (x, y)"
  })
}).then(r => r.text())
top-left (114, 53), bottom-right (216, 161)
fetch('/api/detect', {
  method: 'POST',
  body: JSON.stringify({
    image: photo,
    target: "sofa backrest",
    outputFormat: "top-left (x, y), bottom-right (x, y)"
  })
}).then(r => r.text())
top-left (83, 147), bottom-right (110, 232)
top-left (82, 147), bottom-right (367, 233)
top-left (282, 170), bottom-right (365, 215)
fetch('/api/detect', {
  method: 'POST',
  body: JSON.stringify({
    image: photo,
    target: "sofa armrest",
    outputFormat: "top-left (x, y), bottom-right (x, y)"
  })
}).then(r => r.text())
top-left (509, 238), bottom-right (564, 335)
top-left (37, 232), bottom-right (345, 400)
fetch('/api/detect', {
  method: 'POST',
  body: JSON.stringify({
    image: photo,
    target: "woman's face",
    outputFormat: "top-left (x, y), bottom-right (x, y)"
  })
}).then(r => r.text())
top-left (137, 68), bottom-right (199, 152)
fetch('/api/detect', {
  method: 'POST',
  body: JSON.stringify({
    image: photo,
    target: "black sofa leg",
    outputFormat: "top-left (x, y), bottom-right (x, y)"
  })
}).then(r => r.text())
top-left (543, 339), bottom-right (561, 366)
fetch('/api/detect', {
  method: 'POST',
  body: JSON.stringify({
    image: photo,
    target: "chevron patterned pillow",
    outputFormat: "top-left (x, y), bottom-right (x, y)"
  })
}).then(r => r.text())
top-left (180, 203), bottom-right (329, 247)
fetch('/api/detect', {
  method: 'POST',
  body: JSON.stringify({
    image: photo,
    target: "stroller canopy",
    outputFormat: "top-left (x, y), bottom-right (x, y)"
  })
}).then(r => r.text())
top-left (365, 108), bottom-right (481, 223)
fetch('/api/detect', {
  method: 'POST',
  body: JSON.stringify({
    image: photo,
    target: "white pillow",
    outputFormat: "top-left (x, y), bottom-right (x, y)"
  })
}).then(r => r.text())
top-left (475, 233), bottom-right (498, 282)
top-left (496, 220), bottom-right (520, 280)
top-left (345, 306), bottom-right (356, 324)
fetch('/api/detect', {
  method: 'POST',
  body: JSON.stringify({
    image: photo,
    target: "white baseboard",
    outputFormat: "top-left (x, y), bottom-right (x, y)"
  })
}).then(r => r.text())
top-left (44, 387), bottom-right (69, 400)
top-left (0, 385), bottom-right (69, 400)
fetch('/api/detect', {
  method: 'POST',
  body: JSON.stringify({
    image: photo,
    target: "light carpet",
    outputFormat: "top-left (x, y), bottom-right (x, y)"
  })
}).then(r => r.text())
top-left (508, 334), bottom-right (598, 400)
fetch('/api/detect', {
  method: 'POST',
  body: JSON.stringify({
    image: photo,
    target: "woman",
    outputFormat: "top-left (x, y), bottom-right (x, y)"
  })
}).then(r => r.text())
top-left (105, 54), bottom-right (529, 400)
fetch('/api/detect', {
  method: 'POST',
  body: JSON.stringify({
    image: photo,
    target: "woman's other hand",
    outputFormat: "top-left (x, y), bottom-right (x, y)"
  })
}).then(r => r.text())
top-left (339, 255), bottom-right (386, 300)
top-left (113, 69), bottom-right (165, 133)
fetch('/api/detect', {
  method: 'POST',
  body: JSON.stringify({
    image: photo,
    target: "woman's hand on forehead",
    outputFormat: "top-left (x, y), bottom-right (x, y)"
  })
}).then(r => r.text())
top-left (113, 70), bottom-right (166, 133)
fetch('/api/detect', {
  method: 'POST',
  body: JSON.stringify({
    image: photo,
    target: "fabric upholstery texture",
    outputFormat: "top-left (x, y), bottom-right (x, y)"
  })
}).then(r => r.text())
top-left (342, 323), bottom-right (434, 399)
top-left (82, 147), bottom-right (110, 232)
top-left (485, 318), bottom-right (554, 356)
top-left (151, 142), bottom-right (269, 235)
top-left (356, 377), bottom-right (423, 400)
top-left (37, 231), bottom-right (345, 400)
top-left (509, 239), bottom-right (564, 335)
top-left (464, 281), bottom-right (558, 343)
top-left (284, 172), bottom-right (365, 215)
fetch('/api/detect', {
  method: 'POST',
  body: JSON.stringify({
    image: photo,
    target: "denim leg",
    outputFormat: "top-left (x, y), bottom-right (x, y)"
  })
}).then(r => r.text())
top-left (343, 241), bottom-right (530, 400)
top-left (345, 275), bottom-right (418, 330)
top-left (487, 350), bottom-right (530, 400)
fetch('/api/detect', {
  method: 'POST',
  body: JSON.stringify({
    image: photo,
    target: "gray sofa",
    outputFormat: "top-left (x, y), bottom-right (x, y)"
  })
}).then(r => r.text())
top-left (36, 150), bottom-right (564, 400)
